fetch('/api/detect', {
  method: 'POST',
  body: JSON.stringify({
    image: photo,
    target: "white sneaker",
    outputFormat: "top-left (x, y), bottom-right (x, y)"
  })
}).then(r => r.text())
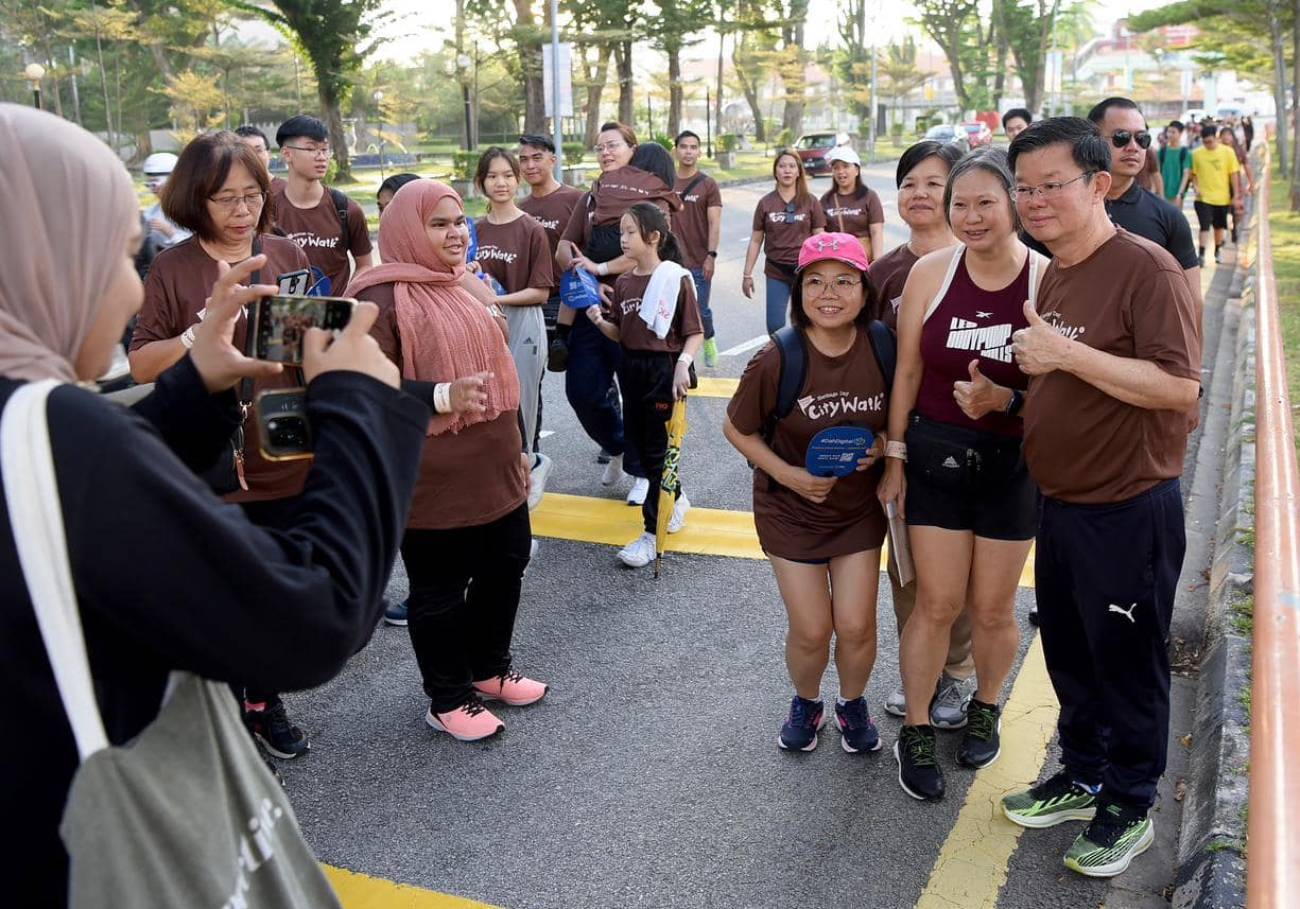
top-left (618, 532), bottom-right (657, 568)
top-left (601, 453), bottom-right (626, 487)
top-left (627, 477), bottom-right (650, 505)
top-left (667, 494), bottom-right (690, 533)
top-left (884, 685), bottom-right (906, 718)
top-left (527, 453), bottom-right (552, 512)
top-left (530, 538), bottom-right (539, 559)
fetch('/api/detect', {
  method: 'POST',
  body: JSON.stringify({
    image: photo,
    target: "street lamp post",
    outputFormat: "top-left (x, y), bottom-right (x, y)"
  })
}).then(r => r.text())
top-left (706, 87), bottom-right (713, 157)
top-left (24, 62), bottom-right (46, 110)
top-left (457, 53), bottom-right (475, 151)
top-left (373, 89), bottom-right (385, 180)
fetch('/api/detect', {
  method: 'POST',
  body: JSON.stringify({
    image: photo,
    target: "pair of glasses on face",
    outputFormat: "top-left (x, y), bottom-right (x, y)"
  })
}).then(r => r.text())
top-left (284, 145), bottom-right (331, 159)
top-left (208, 191), bottom-right (267, 212)
top-left (1012, 172), bottom-right (1096, 201)
top-left (802, 275), bottom-right (862, 296)
top-left (594, 141), bottom-right (626, 154)
top-left (1109, 130), bottom-right (1152, 149)
top-left (782, 201), bottom-right (797, 224)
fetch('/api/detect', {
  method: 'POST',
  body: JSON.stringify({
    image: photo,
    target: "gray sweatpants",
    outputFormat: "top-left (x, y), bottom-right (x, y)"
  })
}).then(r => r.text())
top-left (504, 304), bottom-right (546, 455)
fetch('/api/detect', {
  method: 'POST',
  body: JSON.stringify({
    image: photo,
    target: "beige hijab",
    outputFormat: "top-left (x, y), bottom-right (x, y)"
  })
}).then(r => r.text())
top-left (0, 103), bottom-right (139, 382)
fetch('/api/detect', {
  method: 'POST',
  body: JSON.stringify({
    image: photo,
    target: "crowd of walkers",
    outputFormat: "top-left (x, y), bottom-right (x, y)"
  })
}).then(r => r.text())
top-left (1, 88), bottom-right (1239, 902)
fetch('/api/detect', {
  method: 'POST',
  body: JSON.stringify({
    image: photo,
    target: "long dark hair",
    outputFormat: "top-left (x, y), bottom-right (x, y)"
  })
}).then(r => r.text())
top-left (630, 142), bottom-right (676, 191)
top-left (623, 201), bottom-right (682, 265)
top-left (474, 146), bottom-right (521, 194)
top-left (773, 149), bottom-right (815, 209)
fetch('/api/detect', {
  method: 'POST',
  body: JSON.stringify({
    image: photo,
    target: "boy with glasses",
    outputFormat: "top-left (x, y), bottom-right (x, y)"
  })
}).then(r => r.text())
top-left (271, 115), bottom-right (372, 295)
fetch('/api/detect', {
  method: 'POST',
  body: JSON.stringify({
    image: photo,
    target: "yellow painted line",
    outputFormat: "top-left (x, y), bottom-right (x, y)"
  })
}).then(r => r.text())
top-left (323, 865), bottom-right (503, 909)
top-left (691, 376), bottom-right (739, 399)
top-left (531, 492), bottom-right (1036, 587)
top-left (915, 637), bottom-right (1059, 909)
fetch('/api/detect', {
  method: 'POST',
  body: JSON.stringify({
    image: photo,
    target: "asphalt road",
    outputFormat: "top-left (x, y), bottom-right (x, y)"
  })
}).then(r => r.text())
top-left (277, 170), bottom-right (1224, 909)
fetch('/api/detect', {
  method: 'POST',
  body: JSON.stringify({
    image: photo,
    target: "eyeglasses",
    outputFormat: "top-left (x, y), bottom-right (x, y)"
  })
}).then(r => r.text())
top-left (802, 275), bottom-right (862, 295)
top-left (594, 140), bottom-right (626, 153)
top-left (1109, 130), bottom-right (1152, 149)
top-left (1013, 172), bottom-right (1096, 201)
top-left (283, 144), bottom-right (331, 159)
top-left (208, 191), bottom-right (267, 211)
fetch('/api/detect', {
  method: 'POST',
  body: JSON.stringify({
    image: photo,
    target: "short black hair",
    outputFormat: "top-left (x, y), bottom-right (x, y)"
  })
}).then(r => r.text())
top-left (1202, 123), bottom-right (1219, 140)
top-left (275, 115), bottom-right (328, 147)
top-left (235, 124), bottom-right (269, 148)
top-left (1007, 116), bottom-right (1111, 176)
top-left (896, 140), bottom-right (965, 188)
top-left (378, 172), bottom-right (421, 199)
top-left (1087, 96), bottom-right (1142, 125)
top-left (1002, 108), bottom-right (1032, 128)
top-left (674, 130), bottom-right (701, 147)
top-left (1168, 120), bottom-right (1185, 132)
top-left (518, 133), bottom-right (555, 153)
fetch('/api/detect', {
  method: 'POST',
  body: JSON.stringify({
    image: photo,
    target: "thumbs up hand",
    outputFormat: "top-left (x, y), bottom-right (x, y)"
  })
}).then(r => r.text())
top-left (1012, 298), bottom-right (1070, 376)
top-left (953, 358), bottom-right (1005, 420)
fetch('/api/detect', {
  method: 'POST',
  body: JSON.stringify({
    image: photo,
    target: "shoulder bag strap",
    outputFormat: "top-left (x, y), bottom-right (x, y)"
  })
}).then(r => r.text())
top-left (1, 380), bottom-right (109, 761)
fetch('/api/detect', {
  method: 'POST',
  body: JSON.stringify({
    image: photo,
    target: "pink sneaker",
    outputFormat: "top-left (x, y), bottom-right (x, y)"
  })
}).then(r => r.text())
top-left (473, 669), bottom-right (549, 706)
top-left (426, 696), bottom-right (504, 742)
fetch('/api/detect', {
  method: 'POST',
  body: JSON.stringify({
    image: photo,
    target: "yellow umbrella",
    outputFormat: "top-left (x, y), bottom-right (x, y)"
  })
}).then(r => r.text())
top-left (654, 398), bottom-right (689, 578)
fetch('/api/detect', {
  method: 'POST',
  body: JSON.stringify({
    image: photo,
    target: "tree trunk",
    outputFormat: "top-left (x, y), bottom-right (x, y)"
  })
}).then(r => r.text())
top-left (715, 26), bottom-right (725, 145)
top-left (616, 41), bottom-right (634, 126)
top-left (1291, 0), bottom-right (1300, 209)
top-left (667, 45), bottom-right (683, 138)
top-left (583, 43), bottom-right (612, 146)
top-left (514, 0), bottom-right (546, 133)
top-left (779, 0), bottom-right (809, 137)
top-left (733, 39), bottom-right (766, 142)
top-left (1269, 0), bottom-right (1290, 178)
top-left (318, 82), bottom-right (351, 181)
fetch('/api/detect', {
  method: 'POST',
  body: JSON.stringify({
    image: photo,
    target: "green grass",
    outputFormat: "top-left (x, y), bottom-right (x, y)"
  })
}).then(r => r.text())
top-left (1267, 164), bottom-right (1300, 422)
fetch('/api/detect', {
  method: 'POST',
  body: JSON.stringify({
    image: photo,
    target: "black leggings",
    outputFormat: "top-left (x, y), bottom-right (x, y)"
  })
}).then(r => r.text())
top-left (619, 350), bottom-right (679, 534)
top-left (401, 503), bottom-right (532, 713)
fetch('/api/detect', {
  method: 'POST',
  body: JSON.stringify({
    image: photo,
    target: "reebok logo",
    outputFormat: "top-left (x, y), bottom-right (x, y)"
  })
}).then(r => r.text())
top-left (942, 456), bottom-right (960, 468)
top-left (1108, 602), bottom-right (1138, 623)
top-left (945, 316), bottom-right (1013, 363)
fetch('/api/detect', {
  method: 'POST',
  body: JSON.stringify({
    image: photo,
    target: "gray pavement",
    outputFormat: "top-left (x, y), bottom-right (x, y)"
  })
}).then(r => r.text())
top-left (277, 173), bottom-right (1227, 909)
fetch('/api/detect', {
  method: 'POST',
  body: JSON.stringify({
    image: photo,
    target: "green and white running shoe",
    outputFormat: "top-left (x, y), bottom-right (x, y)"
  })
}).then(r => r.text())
top-left (702, 337), bottom-right (719, 367)
top-left (1063, 803), bottom-right (1154, 878)
top-left (1002, 770), bottom-right (1099, 828)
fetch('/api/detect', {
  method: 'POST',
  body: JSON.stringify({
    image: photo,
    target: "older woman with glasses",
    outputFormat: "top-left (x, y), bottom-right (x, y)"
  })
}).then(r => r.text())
top-left (743, 150), bottom-right (827, 333)
top-left (129, 130), bottom-right (315, 762)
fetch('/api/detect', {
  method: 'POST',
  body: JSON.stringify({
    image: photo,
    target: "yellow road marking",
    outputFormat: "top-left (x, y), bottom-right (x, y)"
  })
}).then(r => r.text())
top-left (531, 492), bottom-right (1036, 587)
top-left (323, 865), bottom-right (502, 908)
top-left (691, 376), bottom-right (740, 399)
top-left (915, 637), bottom-right (1059, 909)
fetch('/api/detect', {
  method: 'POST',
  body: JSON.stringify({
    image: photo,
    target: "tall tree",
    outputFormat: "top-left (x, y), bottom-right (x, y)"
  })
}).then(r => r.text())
top-left (911, 0), bottom-right (983, 116)
top-left (731, 0), bottom-right (778, 141)
top-left (996, 0), bottom-right (1063, 115)
top-left (878, 38), bottom-right (929, 125)
top-left (775, 0), bottom-right (810, 135)
top-left (645, 0), bottom-right (710, 137)
top-left (835, 0), bottom-right (870, 122)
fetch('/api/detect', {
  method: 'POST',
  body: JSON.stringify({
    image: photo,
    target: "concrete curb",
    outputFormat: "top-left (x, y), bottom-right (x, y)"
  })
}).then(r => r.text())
top-left (1172, 245), bottom-right (1255, 908)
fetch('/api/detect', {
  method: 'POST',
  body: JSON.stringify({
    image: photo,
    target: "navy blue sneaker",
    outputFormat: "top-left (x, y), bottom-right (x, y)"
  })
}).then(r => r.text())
top-left (383, 598), bottom-right (409, 627)
top-left (835, 697), bottom-right (882, 753)
top-left (778, 696), bottom-right (825, 751)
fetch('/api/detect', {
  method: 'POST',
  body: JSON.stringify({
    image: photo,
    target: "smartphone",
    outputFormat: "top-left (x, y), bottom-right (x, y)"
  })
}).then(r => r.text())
top-left (254, 388), bottom-right (313, 461)
top-left (253, 295), bottom-right (355, 365)
top-left (277, 269), bottom-right (312, 296)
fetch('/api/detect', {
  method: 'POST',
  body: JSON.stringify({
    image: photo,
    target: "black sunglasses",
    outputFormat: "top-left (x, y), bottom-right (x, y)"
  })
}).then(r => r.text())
top-left (1110, 130), bottom-right (1152, 150)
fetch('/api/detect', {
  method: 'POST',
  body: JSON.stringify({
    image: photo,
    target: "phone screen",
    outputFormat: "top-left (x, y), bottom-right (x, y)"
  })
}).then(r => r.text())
top-left (254, 296), bottom-right (354, 364)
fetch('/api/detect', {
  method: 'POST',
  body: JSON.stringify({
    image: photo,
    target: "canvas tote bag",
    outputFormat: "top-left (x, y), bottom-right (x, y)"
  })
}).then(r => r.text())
top-left (1, 380), bottom-right (341, 909)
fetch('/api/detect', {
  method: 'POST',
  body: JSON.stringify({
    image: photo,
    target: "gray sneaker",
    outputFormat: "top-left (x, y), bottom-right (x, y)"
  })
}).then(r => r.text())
top-left (884, 685), bottom-right (906, 717)
top-left (930, 673), bottom-right (976, 729)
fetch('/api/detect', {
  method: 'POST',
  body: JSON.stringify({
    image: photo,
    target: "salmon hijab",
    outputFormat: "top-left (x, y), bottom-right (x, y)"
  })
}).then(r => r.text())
top-left (0, 104), bottom-right (139, 382)
top-left (345, 179), bottom-right (519, 436)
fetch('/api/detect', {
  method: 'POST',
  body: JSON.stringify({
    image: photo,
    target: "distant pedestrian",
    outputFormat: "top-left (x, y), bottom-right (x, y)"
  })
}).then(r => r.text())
top-left (1002, 108), bottom-right (1032, 143)
top-left (1004, 116), bottom-right (1200, 879)
top-left (672, 130), bottom-right (724, 367)
top-left (743, 150), bottom-right (827, 333)
top-left (1218, 126), bottom-right (1254, 245)
top-left (141, 152), bottom-right (190, 253)
top-left (819, 145), bottom-right (885, 262)
top-left (1158, 122), bottom-right (1192, 205)
top-left (1189, 124), bottom-right (1244, 265)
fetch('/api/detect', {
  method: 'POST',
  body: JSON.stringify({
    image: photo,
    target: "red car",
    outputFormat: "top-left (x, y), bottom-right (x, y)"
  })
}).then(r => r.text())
top-left (794, 132), bottom-right (851, 176)
top-left (962, 121), bottom-right (993, 148)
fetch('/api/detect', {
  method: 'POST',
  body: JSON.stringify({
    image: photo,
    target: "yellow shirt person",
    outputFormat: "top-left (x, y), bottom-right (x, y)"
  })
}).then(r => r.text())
top-left (1191, 140), bottom-right (1239, 206)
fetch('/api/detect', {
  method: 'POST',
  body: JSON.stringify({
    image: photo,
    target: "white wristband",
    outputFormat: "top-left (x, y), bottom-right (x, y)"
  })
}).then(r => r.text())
top-left (885, 440), bottom-right (908, 461)
top-left (433, 382), bottom-right (453, 414)
top-left (180, 326), bottom-right (196, 349)
top-left (597, 262), bottom-right (609, 276)
top-left (677, 353), bottom-right (694, 367)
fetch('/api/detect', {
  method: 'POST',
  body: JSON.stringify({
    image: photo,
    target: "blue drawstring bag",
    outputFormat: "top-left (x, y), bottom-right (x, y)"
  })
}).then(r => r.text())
top-left (466, 217), bottom-right (479, 265)
top-left (560, 268), bottom-right (602, 310)
top-left (479, 272), bottom-right (507, 296)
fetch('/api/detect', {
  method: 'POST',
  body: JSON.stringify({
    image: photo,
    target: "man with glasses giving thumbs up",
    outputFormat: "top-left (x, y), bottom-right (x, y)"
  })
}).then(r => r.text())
top-left (1001, 117), bottom-right (1201, 880)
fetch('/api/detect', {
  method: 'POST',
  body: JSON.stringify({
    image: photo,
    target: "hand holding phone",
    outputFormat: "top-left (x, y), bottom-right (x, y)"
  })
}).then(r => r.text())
top-left (254, 295), bottom-right (356, 365)
top-left (301, 300), bottom-right (399, 388)
top-left (189, 256), bottom-right (283, 393)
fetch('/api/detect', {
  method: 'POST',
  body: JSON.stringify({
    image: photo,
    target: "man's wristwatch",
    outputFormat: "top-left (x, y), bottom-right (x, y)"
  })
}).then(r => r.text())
top-left (706, 251), bottom-right (718, 258)
top-left (1006, 388), bottom-right (1025, 417)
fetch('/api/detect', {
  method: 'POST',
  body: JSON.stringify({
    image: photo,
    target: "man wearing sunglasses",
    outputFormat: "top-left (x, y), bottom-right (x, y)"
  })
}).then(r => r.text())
top-left (1087, 98), bottom-right (1201, 320)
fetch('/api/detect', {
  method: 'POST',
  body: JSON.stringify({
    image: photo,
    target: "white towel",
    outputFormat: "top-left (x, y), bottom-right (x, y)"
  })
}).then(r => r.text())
top-left (638, 260), bottom-right (692, 340)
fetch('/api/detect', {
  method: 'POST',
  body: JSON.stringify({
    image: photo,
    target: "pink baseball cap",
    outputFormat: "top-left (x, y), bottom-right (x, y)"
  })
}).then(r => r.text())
top-left (796, 232), bottom-right (870, 274)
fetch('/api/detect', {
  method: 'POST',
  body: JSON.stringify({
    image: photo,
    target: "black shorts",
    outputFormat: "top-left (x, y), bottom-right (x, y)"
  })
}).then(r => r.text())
top-left (903, 413), bottom-right (1038, 541)
top-left (1194, 200), bottom-right (1230, 231)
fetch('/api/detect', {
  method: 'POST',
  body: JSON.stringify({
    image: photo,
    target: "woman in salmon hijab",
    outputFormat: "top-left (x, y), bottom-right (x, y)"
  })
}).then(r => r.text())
top-left (0, 104), bottom-right (426, 903)
top-left (348, 179), bottom-right (550, 744)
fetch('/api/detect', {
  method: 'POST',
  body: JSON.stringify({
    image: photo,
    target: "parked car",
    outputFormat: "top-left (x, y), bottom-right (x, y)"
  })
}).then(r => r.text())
top-left (961, 121), bottom-right (993, 148)
top-left (923, 124), bottom-right (971, 154)
top-left (794, 131), bottom-right (851, 176)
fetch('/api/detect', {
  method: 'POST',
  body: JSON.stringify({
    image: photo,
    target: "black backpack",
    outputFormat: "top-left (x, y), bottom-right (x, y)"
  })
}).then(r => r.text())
top-left (760, 320), bottom-right (897, 445)
top-left (328, 187), bottom-right (350, 237)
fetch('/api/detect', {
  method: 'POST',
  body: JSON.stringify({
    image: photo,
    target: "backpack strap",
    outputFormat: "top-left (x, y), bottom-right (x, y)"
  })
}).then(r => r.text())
top-left (761, 325), bottom-right (807, 444)
top-left (328, 187), bottom-right (350, 241)
top-left (866, 319), bottom-right (897, 398)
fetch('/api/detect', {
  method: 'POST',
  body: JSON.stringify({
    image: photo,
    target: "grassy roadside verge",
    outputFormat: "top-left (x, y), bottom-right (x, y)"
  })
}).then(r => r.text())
top-left (1266, 165), bottom-right (1300, 439)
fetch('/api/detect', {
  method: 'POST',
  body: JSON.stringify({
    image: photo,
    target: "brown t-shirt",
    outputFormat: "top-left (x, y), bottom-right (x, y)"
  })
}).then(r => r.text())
top-left (356, 281), bottom-right (526, 530)
top-left (819, 187), bottom-right (885, 245)
top-left (474, 214), bottom-right (556, 295)
top-left (1023, 229), bottom-right (1201, 504)
top-left (131, 235), bottom-right (311, 503)
top-left (867, 242), bottom-right (921, 330)
top-left (727, 331), bottom-right (889, 560)
top-left (608, 271), bottom-right (704, 354)
top-left (269, 182), bottom-right (372, 297)
top-left (672, 172), bottom-right (723, 269)
top-left (520, 184), bottom-right (584, 261)
top-left (590, 165), bottom-right (680, 224)
top-left (752, 190), bottom-right (827, 280)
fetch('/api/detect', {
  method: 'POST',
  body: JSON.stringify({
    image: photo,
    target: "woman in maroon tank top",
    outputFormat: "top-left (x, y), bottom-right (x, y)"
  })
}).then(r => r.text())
top-left (877, 149), bottom-right (1049, 802)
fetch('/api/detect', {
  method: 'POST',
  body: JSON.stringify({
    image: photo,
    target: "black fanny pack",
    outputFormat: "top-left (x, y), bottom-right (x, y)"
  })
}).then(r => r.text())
top-left (767, 259), bottom-right (798, 283)
top-left (904, 412), bottom-right (1023, 492)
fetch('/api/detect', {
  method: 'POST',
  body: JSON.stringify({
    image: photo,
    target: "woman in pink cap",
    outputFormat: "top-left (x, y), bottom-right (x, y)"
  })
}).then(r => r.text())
top-left (724, 232), bottom-right (890, 754)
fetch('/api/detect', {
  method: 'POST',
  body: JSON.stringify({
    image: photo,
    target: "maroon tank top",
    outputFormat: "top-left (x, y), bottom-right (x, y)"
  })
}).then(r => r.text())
top-left (915, 247), bottom-right (1033, 437)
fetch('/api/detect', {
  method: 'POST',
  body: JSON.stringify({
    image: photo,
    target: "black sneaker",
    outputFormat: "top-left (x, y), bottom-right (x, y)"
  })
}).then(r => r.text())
top-left (957, 699), bottom-right (1002, 768)
top-left (895, 724), bottom-right (945, 800)
top-left (778, 695), bottom-right (825, 751)
top-left (244, 700), bottom-right (310, 759)
top-left (547, 337), bottom-right (569, 372)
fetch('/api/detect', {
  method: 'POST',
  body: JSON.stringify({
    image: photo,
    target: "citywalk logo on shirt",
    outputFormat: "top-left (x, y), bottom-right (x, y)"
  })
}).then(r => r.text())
top-left (796, 389), bottom-right (885, 421)
top-left (476, 245), bottom-right (519, 265)
top-left (1042, 311), bottom-right (1087, 341)
top-left (533, 216), bottom-right (562, 231)
top-left (284, 230), bottom-right (339, 250)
